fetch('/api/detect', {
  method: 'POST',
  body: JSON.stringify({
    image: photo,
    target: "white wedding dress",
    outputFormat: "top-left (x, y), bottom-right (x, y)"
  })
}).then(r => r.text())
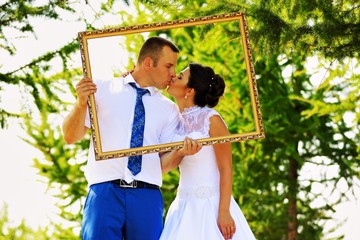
top-left (160, 106), bottom-right (256, 240)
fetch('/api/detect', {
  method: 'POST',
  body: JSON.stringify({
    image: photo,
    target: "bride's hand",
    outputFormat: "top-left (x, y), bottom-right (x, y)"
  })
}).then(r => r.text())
top-left (122, 65), bottom-right (135, 77)
top-left (178, 137), bottom-right (202, 156)
top-left (218, 211), bottom-right (236, 240)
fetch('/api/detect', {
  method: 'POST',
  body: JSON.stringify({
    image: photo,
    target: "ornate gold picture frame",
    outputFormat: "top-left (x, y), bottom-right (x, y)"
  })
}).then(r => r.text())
top-left (78, 12), bottom-right (264, 160)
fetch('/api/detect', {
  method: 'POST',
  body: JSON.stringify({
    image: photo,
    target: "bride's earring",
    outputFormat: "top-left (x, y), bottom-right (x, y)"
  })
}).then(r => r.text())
top-left (184, 95), bottom-right (188, 99)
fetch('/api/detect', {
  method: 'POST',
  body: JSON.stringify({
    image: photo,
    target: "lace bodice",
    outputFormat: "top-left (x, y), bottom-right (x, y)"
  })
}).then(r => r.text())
top-left (175, 106), bottom-right (219, 137)
top-left (174, 106), bottom-right (221, 189)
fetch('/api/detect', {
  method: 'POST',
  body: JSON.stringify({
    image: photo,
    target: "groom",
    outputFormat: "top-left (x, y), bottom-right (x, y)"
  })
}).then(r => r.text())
top-left (62, 36), bottom-right (200, 239)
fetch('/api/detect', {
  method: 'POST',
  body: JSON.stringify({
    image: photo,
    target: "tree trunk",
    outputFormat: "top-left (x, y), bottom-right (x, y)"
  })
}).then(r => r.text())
top-left (287, 158), bottom-right (298, 240)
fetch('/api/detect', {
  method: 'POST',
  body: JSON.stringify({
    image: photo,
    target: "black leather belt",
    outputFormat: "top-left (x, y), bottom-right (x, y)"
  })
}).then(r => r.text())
top-left (111, 179), bottom-right (159, 190)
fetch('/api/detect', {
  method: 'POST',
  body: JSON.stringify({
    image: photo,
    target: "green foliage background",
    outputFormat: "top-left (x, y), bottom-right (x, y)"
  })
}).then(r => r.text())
top-left (1, 0), bottom-right (359, 239)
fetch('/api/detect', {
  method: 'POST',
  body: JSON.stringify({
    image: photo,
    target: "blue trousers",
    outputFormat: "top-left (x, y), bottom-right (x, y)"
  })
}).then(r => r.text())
top-left (81, 181), bottom-right (163, 240)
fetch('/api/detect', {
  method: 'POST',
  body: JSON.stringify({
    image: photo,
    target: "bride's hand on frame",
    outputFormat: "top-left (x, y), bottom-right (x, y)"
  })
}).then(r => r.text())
top-left (179, 137), bottom-right (202, 156)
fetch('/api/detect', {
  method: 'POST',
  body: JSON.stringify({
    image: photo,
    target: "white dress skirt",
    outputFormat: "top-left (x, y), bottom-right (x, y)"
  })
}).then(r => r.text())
top-left (160, 106), bottom-right (256, 240)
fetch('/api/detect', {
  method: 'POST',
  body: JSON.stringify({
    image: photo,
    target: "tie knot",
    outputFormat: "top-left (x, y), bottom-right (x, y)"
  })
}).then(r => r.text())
top-left (129, 82), bottom-right (149, 97)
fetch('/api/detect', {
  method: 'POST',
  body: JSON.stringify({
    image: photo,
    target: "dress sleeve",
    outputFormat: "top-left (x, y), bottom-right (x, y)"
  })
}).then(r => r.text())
top-left (203, 109), bottom-right (220, 135)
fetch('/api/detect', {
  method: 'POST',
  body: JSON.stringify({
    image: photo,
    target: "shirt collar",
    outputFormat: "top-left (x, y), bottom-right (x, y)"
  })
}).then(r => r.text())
top-left (123, 74), bottom-right (156, 96)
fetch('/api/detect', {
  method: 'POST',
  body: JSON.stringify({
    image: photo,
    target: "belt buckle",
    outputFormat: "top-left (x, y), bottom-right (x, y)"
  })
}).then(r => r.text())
top-left (119, 179), bottom-right (137, 188)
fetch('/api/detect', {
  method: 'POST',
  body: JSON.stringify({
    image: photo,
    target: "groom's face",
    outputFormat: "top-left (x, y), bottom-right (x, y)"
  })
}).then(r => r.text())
top-left (149, 46), bottom-right (178, 90)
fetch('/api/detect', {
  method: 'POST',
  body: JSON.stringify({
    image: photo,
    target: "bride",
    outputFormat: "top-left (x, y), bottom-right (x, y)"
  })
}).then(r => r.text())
top-left (160, 63), bottom-right (256, 240)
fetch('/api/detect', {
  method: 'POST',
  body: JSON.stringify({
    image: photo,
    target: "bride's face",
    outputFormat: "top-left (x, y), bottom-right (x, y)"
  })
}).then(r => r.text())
top-left (167, 67), bottom-right (191, 99)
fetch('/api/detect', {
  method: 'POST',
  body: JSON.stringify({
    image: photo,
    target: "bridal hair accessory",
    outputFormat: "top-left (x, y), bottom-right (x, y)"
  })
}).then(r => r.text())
top-left (208, 77), bottom-right (215, 91)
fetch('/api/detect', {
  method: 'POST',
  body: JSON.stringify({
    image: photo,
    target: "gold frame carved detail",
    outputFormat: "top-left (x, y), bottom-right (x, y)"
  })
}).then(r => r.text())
top-left (78, 12), bottom-right (265, 160)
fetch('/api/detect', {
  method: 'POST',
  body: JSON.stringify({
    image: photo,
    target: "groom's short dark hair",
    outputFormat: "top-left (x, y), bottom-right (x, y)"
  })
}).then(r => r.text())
top-left (137, 36), bottom-right (179, 66)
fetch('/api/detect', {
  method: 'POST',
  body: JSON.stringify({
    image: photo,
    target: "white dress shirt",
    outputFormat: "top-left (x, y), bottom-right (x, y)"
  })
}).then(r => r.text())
top-left (84, 75), bottom-right (180, 186)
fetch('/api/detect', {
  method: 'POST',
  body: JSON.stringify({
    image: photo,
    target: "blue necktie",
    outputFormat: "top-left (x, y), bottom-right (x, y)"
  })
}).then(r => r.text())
top-left (128, 82), bottom-right (149, 176)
